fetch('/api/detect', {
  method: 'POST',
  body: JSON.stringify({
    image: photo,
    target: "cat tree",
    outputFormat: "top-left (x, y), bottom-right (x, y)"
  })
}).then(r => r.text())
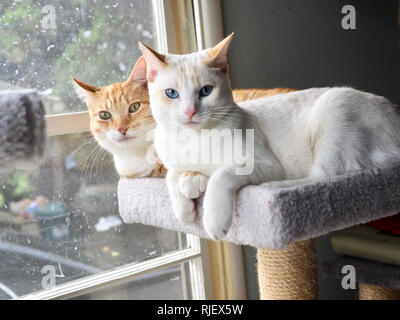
top-left (323, 255), bottom-right (400, 300)
top-left (0, 90), bottom-right (46, 171)
top-left (118, 166), bottom-right (400, 300)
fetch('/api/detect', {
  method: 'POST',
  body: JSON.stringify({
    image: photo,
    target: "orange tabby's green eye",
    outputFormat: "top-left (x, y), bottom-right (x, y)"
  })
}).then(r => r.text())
top-left (129, 102), bottom-right (140, 113)
top-left (99, 111), bottom-right (111, 120)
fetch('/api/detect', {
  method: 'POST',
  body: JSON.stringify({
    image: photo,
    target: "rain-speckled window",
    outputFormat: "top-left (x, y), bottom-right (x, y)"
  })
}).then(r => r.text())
top-left (0, 0), bottom-right (155, 114)
top-left (0, 0), bottom-right (206, 300)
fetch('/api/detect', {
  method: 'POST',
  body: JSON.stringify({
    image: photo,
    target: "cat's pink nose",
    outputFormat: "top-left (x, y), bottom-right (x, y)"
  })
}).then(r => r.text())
top-left (184, 108), bottom-right (196, 120)
top-left (118, 127), bottom-right (128, 135)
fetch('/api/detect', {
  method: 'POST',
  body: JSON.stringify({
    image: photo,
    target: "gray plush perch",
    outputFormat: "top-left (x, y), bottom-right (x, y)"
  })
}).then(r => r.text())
top-left (0, 90), bottom-right (46, 172)
top-left (118, 166), bottom-right (400, 249)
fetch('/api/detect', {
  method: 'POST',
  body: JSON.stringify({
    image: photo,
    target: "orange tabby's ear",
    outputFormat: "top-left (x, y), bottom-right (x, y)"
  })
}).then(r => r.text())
top-left (127, 56), bottom-right (147, 84)
top-left (72, 78), bottom-right (100, 106)
top-left (138, 41), bottom-right (167, 82)
top-left (206, 33), bottom-right (234, 73)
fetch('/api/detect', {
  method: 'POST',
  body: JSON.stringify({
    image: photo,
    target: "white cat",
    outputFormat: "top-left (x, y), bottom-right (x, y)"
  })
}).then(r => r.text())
top-left (139, 34), bottom-right (400, 240)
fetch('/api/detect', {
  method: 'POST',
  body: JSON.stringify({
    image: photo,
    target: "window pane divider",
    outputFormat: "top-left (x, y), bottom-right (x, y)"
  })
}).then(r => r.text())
top-left (46, 111), bottom-right (90, 137)
top-left (17, 246), bottom-right (201, 300)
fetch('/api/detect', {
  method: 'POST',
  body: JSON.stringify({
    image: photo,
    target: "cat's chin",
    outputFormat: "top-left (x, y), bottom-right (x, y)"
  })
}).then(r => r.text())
top-left (113, 136), bottom-right (136, 144)
top-left (100, 137), bottom-right (138, 152)
top-left (177, 120), bottom-right (203, 130)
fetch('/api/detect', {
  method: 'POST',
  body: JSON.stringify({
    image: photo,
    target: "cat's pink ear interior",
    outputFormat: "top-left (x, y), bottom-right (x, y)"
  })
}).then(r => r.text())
top-left (206, 33), bottom-right (234, 73)
top-left (72, 78), bottom-right (100, 106)
top-left (128, 56), bottom-right (147, 84)
top-left (138, 41), bottom-right (167, 82)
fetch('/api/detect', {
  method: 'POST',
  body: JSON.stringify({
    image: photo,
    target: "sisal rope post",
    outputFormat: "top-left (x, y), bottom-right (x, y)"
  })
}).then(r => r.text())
top-left (359, 283), bottom-right (400, 300)
top-left (257, 239), bottom-right (318, 300)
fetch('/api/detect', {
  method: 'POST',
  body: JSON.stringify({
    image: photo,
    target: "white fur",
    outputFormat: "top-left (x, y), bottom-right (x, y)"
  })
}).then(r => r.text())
top-left (179, 173), bottom-right (208, 199)
top-left (94, 120), bottom-right (157, 178)
top-left (143, 47), bottom-right (400, 240)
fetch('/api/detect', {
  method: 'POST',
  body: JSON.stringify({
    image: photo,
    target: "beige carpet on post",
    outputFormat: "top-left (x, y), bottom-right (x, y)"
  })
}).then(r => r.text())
top-left (257, 239), bottom-right (318, 300)
top-left (359, 283), bottom-right (400, 300)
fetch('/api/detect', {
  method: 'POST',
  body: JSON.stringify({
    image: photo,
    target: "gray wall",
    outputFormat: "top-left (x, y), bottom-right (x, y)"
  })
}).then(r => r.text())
top-left (221, 0), bottom-right (399, 299)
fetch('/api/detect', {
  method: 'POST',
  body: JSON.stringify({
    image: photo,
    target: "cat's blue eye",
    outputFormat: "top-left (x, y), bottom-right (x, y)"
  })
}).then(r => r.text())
top-left (199, 85), bottom-right (213, 97)
top-left (165, 88), bottom-right (179, 99)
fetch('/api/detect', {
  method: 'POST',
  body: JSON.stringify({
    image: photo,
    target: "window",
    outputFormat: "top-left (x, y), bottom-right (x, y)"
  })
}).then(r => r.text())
top-left (0, 0), bottom-right (216, 300)
top-left (0, 0), bottom-right (157, 114)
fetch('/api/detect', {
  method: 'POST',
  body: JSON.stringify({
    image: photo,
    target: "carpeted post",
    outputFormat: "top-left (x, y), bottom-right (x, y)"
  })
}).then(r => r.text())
top-left (359, 283), bottom-right (400, 300)
top-left (257, 239), bottom-right (318, 300)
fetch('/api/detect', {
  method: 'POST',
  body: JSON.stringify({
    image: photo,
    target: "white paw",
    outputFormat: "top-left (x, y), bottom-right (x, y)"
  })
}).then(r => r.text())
top-left (202, 191), bottom-right (233, 240)
top-left (172, 197), bottom-right (197, 224)
top-left (179, 172), bottom-right (208, 199)
top-left (203, 217), bottom-right (231, 240)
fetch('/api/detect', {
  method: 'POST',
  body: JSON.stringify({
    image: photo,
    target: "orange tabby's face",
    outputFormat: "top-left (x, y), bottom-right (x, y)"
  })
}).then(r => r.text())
top-left (88, 82), bottom-right (153, 150)
top-left (73, 57), bottom-right (155, 155)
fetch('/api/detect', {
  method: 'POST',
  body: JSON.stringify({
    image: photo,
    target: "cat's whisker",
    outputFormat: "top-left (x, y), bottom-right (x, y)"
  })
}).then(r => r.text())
top-left (200, 109), bottom-right (254, 121)
top-left (81, 145), bottom-right (102, 185)
top-left (200, 114), bottom-right (250, 127)
top-left (79, 144), bottom-right (97, 182)
top-left (81, 147), bottom-right (95, 184)
top-left (100, 151), bottom-right (109, 184)
top-left (86, 148), bottom-right (99, 185)
top-left (95, 149), bottom-right (107, 184)
top-left (88, 147), bottom-right (104, 185)
top-left (69, 136), bottom-right (97, 159)
top-left (88, 146), bottom-right (104, 185)
top-left (203, 109), bottom-right (253, 118)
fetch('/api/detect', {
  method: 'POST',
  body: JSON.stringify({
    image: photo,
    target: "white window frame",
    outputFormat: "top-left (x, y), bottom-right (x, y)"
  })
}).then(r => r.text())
top-left (18, 0), bottom-right (245, 300)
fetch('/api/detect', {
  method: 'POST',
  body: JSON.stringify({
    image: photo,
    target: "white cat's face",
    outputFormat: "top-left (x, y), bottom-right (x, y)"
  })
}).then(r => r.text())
top-left (139, 35), bottom-right (234, 130)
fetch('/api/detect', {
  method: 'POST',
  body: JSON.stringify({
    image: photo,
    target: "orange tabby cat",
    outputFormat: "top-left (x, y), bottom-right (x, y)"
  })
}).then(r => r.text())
top-left (73, 57), bottom-right (294, 178)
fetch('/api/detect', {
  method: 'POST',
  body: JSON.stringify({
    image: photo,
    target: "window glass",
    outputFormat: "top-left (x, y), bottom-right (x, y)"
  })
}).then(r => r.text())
top-left (0, 0), bottom-right (156, 114)
top-left (73, 263), bottom-right (193, 300)
top-left (0, 133), bottom-right (186, 299)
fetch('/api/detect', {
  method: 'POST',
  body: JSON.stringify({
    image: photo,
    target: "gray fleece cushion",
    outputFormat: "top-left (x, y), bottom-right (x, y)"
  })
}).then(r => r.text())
top-left (118, 166), bottom-right (400, 249)
top-left (0, 90), bottom-right (46, 172)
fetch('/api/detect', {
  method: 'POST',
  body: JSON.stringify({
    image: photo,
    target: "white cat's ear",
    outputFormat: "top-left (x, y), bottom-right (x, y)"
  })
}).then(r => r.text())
top-left (72, 78), bottom-right (100, 105)
top-left (206, 33), bottom-right (234, 73)
top-left (127, 56), bottom-right (147, 84)
top-left (138, 41), bottom-right (167, 82)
